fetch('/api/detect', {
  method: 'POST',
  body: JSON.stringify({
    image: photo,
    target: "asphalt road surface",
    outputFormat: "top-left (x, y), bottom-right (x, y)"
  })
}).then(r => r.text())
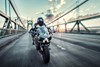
top-left (0, 32), bottom-right (100, 67)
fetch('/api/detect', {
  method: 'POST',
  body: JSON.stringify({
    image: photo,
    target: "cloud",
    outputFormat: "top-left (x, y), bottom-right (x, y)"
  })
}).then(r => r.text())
top-left (20, 16), bottom-right (27, 20)
top-left (90, 5), bottom-right (96, 9)
top-left (48, 0), bottom-right (53, 2)
top-left (61, 0), bottom-right (66, 5)
top-left (56, 0), bottom-right (66, 10)
top-left (49, 0), bottom-right (66, 14)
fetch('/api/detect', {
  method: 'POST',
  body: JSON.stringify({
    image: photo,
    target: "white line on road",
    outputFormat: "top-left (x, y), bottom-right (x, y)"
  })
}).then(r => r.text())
top-left (57, 45), bottom-right (66, 50)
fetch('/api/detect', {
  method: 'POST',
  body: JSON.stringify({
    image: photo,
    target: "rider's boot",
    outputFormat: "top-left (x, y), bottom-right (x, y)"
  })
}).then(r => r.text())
top-left (32, 38), bottom-right (35, 45)
top-left (37, 43), bottom-right (40, 50)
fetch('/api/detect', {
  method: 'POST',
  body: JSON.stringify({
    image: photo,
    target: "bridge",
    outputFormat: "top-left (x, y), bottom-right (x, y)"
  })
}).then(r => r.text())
top-left (0, 0), bottom-right (100, 67)
top-left (48, 12), bottom-right (100, 33)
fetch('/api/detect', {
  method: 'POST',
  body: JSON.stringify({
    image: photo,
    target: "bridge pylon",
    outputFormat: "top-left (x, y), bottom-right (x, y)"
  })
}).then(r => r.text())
top-left (27, 20), bottom-right (33, 30)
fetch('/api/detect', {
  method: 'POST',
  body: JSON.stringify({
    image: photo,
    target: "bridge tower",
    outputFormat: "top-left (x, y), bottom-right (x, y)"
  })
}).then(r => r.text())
top-left (3, 0), bottom-right (11, 29)
top-left (27, 20), bottom-right (33, 30)
top-left (1, 0), bottom-right (12, 35)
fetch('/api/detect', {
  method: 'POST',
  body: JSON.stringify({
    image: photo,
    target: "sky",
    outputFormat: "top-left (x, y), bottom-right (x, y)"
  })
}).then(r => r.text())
top-left (0, 0), bottom-right (100, 29)
top-left (0, 0), bottom-right (86, 18)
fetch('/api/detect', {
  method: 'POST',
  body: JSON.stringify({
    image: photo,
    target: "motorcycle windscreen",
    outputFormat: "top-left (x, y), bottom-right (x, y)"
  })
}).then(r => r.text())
top-left (37, 26), bottom-right (50, 38)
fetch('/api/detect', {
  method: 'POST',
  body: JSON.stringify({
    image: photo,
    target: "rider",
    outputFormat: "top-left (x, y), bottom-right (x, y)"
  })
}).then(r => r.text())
top-left (30, 17), bottom-right (46, 39)
top-left (32, 17), bottom-right (52, 49)
top-left (35, 17), bottom-right (46, 27)
top-left (33, 17), bottom-right (47, 50)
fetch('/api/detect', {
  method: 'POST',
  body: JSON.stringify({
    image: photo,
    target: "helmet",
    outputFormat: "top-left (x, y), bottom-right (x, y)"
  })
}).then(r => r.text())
top-left (37, 17), bottom-right (44, 26)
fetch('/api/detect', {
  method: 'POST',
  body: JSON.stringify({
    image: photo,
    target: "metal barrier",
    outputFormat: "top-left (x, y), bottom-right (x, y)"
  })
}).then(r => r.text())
top-left (0, 28), bottom-right (25, 38)
top-left (49, 18), bottom-right (100, 34)
top-left (48, 0), bottom-right (100, 34)
top-left (0, 0), bottom-right (26, 38)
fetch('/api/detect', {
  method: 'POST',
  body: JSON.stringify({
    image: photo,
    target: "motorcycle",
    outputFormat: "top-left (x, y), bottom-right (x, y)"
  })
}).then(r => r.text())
top-left (34, 26), bottom-right (52, 64)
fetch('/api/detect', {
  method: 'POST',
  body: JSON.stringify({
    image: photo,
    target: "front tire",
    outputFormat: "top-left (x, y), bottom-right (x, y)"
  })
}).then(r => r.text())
top-left (42, 46), bottom-right (50, 64)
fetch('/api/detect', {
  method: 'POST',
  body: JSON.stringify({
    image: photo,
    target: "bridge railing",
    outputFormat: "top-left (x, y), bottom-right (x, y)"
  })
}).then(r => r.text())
top-left (48, 19), bottom-right (100, 34)
top-left (47, 0), bottom-right (100, 34)
top-left (0, 28), bottom-right (25, 38)
top-left (0, 0), bottom-right (26, 39)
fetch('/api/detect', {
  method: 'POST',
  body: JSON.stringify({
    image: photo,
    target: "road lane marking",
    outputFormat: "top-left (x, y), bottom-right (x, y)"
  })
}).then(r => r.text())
top-left (57, 45), bottom-right (66, 50)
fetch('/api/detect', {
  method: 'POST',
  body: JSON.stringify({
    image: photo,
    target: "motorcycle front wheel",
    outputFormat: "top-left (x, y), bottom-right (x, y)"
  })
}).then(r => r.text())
top-left (42, 46), bottom-right (50, 64)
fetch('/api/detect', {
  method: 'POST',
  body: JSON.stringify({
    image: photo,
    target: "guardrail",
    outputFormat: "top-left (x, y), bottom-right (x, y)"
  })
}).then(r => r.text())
top-left (0, 10), bottom-right (26, 38)
top-left (47, 0), bottom-right (100, 34)
top-left (0, 28), bottom-right (26, 38)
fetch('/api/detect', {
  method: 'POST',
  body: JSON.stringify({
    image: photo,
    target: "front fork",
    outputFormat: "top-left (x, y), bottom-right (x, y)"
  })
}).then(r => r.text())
top-left (39, 44), bottom-right (50, 54)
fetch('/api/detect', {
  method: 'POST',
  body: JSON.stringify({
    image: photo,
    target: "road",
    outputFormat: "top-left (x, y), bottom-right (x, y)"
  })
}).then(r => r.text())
top-left (0, 32), bottom-right (100, 67)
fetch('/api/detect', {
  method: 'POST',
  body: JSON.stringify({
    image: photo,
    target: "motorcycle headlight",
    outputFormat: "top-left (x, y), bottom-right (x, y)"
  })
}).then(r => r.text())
top-left (45, 38), bottom-right (49, 42)
top-left (43, 40), bottom-right (45, 43)
top-left (43, 38), bottom-right (49, 43)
